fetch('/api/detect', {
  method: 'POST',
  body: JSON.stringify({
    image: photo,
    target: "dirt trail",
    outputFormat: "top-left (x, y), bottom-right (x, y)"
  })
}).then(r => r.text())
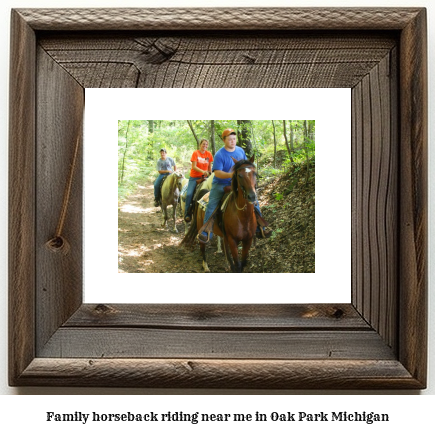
top-left (118, 163), bottom-right (315, 274)
top-left (118, 182), bottom-right (229, 273)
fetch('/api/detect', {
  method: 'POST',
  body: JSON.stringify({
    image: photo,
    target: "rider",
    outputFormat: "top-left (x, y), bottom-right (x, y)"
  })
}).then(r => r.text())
top-left (197, 128), bottom-right (271, 243)
top-left (154, 148), bottom-right (176, 207)
top-left (184, 139), bottom-right (214, 222)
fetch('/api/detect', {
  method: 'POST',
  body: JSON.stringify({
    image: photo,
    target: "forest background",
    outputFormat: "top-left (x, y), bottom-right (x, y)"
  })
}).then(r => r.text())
top-left (118, 120), bottom-right (315, 198)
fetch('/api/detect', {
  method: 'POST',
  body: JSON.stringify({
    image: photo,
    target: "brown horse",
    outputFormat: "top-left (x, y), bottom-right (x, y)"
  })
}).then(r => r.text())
top-left (181, 156), bottom-right (256, 272)
top-left (160, 171), bottom-right (184, 232)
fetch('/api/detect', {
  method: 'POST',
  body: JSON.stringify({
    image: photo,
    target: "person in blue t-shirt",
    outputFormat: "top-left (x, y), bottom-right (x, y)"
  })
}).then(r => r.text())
top-left (197, 128), bottom-right (271, 243)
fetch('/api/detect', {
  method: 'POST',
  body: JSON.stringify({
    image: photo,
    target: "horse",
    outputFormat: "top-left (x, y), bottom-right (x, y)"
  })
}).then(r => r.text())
top-left (180, 173), bottom-right (222, 254)
top-left (197, 174), bottom-right (222, 254)
top-left (181, 156), bottom-right (256, 272)
top-left (179, 177), bottom-right (189, 232)
top-left (181, 174), bottom-right (213, 233)
top-left (160, 170), bottom-right (184, 232)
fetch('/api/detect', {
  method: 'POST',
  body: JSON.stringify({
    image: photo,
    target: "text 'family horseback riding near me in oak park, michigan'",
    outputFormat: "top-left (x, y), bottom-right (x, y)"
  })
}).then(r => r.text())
top-left (46, 410), bottom-right (389, 425)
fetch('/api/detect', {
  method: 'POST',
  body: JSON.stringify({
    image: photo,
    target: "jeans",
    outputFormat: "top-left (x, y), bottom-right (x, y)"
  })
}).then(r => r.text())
top-left (185, 176), bottom-right (201, 216)
top-left (154, 173), bottom-right (167, 199)
top-left (203, 183), bottom-right (262, 231)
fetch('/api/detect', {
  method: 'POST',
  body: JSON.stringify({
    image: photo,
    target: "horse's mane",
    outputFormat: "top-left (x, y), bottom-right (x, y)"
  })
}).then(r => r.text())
top-left (163, 172), bottom-right (181, 193)
top-left (231, 159), bottom-right (256, 193)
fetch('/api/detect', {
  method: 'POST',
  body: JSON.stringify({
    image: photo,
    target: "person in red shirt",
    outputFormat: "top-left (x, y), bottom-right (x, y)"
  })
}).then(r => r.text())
top-left (184, 139), bottom-right (213, 222)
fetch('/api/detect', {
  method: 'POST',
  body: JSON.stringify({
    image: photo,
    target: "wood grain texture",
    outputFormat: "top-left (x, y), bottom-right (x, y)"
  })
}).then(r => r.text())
top-left (16, 8), bottom-right (422, 31)
top-left (382, 47), bottom-right (399, 349)
top-left (398, 8), bottom-right (428, 386)
top-left (38, 329), bottom-right (395, 360)
top-left (8, 8), bottom-right (427, 389)
top-left (65, 304), bottom-right (369, 329)
top-left (8, 10), bottom-right (36, 386)
top-left (351, 51), bottom-right (398, 351)
top-left (38, 33), bottom-right (396, 88)
top-left (17, 358), bottom-right (420, 389)
top-left (35, 47), bottom-right (84, 353)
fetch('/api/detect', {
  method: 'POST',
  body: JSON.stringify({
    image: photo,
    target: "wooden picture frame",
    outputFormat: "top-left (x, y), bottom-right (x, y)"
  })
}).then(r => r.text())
top-left (9, 8), bottom-right (427, 389)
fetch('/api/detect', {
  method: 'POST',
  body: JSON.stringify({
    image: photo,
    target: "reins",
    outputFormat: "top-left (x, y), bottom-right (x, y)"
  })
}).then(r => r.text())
top-left (234, 191), bottom-right (247, 211)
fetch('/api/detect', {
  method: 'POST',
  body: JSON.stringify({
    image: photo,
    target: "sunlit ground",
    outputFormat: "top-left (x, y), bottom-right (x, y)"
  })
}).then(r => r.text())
top-left (118, 211), bottom-right (183, 273)
top-left (119, 185), bottom-right (156, 214)
top-left (118, 175), bottom-right (204, 273)
top-left (120, 203), bottom-right (156, 214)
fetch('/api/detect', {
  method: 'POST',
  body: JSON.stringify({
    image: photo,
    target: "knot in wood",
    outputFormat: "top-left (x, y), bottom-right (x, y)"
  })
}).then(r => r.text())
top-left (94, 304), bottom-right (116, 315)
top-left (332, 308), bottom-right (345, 319)
top-left (45, 236), bottom-right (70, 255)
top-left (243, 53), bottom-right (256, 64)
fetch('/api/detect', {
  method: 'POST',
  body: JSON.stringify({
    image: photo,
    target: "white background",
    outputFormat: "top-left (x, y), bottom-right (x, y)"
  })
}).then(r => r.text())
top-left (85, 88), bottom-right (351, 303)
top-left (0, 0), bottom-right (434, 423)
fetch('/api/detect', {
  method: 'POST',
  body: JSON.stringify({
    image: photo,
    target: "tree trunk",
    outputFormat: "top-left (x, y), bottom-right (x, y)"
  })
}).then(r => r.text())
top-left (120, 120), bottom-right (131, 184)
top-left (249, 122), bottom-right (259, 176)
top-left (237, 120), bottom-right (253, 156)
top-left (303, 120), bottom-right (310, 183)
top-left (290, 121), bottom-right (295, 154)
top-left (282, 120), bottom-right (294, 163)
top-left (187, 120), bottom-right (200, 149)
top-left (308, 120), bottom-right (314, 140)
top-left (147, 120), bottom-right (154, 160)
top-left (210, 120), bottom-right (216, 156)
top-left (272, 120), bottom-right (277, 169)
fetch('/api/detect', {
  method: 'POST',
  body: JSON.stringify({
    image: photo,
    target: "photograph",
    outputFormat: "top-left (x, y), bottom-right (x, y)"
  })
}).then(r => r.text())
top-left (84, 88), bottom-right (348, 304)
top-left (118, 120), bottom-right (315, 273)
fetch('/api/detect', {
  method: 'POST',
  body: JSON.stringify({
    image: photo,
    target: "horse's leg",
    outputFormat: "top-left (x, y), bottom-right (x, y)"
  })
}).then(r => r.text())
top-left (216, 236), bottom-right (222, 253)
top-left (161, 204), bottom-right (167, 227)
top-left (222, 237), bottom-right (234, 272)
top-left (201, 242), bottom-right (210, 272)
top-left (195, 208), bottom-right (209, 272)
top-left (226, 236), bottom-right (241, 272)
top-left (181, 196), bottom-right (186, 233)
top-left (241, 237), bottom-right (253, 272)
top-left (180, 195), bottom-right (189, 234)
top-left (172, 202), bottom-right (178, 233)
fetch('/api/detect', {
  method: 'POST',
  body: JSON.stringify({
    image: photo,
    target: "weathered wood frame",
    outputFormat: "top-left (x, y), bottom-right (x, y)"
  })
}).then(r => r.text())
top-left (9, 8), bottom-right (427, 388)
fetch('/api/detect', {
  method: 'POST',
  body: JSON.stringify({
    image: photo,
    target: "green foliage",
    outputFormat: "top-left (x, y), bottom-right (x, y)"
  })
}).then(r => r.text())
top-left (270, 228), bottom-right (283, 241)
top-left (118, 120), bottom-right (315, 200)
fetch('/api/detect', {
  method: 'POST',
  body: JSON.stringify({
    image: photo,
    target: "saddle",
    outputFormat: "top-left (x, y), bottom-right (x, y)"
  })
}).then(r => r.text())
top-left (185, 176), bottom-right (208, 217)
top-left (196, 176), bottom-right (207, 185)
top-left (157, 174), bottom-right (169, 203)
top-left (180, 182), bottom-right (189, 197)
top-left (198, 186), bottom-right (269, 243)
top-left (197, 188), bottom-right (232, 238)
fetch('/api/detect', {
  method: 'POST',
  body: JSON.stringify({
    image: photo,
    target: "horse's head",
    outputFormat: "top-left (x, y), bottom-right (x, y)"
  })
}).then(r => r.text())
top-left (173, 170), bottom-right (184, 190)
top-left (231, 155), bottom-right (257, 204)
